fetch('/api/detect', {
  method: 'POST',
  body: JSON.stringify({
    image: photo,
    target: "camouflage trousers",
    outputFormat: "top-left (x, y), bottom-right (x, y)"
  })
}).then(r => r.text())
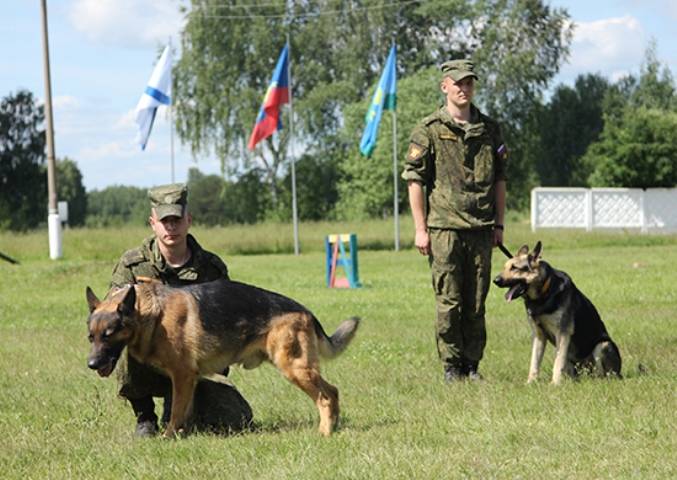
top-left (117, 352), bottom-right (253, 432)
top-left (428, 228), bottom-right (493, 368)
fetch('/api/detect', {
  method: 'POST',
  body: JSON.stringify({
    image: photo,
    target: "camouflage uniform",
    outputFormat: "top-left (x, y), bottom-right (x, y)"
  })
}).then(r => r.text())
top-left (111, 184), bottom-right (252, 433)
top-left (402, 62), bottom-right (507, 375)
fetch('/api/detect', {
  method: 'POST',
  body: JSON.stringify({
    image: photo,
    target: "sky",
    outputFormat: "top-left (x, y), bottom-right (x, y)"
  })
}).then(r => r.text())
top-left (1, 0), bottom-right (676, 192)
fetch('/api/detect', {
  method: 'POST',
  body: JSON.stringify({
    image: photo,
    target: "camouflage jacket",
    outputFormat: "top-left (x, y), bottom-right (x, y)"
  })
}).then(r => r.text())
top-left (402, 105), bottom-right (507, 229)
top-left (110, 234), bottom-right (229, 288)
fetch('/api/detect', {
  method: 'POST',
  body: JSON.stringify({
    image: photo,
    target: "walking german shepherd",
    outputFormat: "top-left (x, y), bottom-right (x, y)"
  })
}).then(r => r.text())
top-left (493, 242), bottom-right (621, 385)
top-left (86, 278), bottom-right (360, 437)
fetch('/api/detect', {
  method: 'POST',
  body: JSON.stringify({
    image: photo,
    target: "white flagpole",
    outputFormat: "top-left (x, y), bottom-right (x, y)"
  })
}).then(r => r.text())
top-left (169, 37), bottom-right (175, 183)
top-left (40, 0), bottom-right (62, 260)
top-left (287, 35), bottom-right (299, 255)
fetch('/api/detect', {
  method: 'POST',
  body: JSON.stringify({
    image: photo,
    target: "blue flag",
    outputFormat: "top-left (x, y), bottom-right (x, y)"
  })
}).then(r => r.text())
top-left (359, 45), bottom-right (397, 157)
top-left (135, 45), bottom-right (172, 150)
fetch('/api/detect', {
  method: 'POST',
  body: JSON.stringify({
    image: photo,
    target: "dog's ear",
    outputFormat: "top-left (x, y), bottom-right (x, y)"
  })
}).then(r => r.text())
top-left (117, 285), bottom-right (137, 317)
top-left (527, 241), bottom-right (543, 269)
top-left (86, 287), bottom-right (100, 313)
top-left (517, 244), bottom-right (529, 256)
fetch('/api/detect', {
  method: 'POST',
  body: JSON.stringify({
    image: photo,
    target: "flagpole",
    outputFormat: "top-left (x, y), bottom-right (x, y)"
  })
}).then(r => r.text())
top-left (40, 0), bottom-right (62, 260)
top-left (169, 37), bottom-right (175, 183)
top-left (392, 107), bottom-right (399, 251)
top-left (287, 33), bottom-right (299, 255)
top-left (391, 39), bottom-right (399, 252)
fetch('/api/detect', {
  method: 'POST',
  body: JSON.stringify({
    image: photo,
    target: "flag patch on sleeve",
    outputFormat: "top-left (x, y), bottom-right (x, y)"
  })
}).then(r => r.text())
top-left (497, 144), bottom-right (508, 160)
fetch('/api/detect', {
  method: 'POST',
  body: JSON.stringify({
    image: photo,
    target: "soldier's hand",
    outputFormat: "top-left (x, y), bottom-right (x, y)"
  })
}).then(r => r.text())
top-left (415, 229), bottom-right (430, 256)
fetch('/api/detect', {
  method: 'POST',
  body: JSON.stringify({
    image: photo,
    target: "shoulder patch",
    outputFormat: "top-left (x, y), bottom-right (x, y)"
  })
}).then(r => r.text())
top-left (407, 143), bottom-right (426, 161)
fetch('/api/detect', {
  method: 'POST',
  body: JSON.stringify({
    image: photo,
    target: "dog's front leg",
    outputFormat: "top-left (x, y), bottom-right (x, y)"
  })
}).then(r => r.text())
top-left (551, 333), bottom-right (571, 385)
top-left (527, 328), bottom-right (546, 384)
top-left (164, 371), bottom-right (197, 438)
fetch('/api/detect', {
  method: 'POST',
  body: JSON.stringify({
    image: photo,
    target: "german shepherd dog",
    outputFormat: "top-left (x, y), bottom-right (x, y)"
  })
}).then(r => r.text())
top-left (493, 242), bottom-right (621, 385)
top-left (86, 278), bottom-right (360, 437)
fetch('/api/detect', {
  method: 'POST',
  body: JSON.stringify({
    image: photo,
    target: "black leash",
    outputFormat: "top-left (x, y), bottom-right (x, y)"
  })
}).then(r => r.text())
top-left (497, 242), bottom-right (512, 259)
top-left (0, 251), bottom-right (19, 265)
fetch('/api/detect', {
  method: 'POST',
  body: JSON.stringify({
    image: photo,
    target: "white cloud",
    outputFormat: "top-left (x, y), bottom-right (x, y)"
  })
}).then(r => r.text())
top-left (68, 0), bottom-right (185, 48)
top-left (114, 108), bottom-right (137, 130)
top-left (560, 15), bottom-right (647, 82)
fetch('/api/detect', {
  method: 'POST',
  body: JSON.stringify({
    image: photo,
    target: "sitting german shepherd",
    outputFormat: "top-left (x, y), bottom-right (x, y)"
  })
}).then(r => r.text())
top-left (86, 278), bottom-right (359, 437)
top-left (493, 242), bottom-right (621, 385)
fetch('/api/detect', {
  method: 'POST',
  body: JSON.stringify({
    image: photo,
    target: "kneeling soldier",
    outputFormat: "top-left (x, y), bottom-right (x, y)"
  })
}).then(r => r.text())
top-left (111, 183), bottom-right (253, 436)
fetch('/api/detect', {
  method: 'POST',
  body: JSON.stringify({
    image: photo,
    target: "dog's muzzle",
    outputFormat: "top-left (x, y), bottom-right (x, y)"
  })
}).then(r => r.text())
top-left (87, 353), bottom-right (120, 378)
top-left (493, 275), bottom-right (527, 302)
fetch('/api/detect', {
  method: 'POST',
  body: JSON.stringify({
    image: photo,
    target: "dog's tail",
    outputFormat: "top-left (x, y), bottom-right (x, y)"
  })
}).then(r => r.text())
top-left (316, 316), bottom-right (360, 359)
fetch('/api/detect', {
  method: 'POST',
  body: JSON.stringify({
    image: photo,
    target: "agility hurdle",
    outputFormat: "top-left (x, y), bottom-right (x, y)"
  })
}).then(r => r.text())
top-left (325, 233), bottom-right (361, 288)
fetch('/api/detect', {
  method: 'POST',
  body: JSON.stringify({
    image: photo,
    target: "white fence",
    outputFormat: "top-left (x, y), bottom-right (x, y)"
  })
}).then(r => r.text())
top-left (530, 187), bottom-right (677, 232)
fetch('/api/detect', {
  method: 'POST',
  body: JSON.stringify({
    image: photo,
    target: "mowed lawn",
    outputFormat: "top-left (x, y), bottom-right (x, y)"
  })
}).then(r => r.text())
top-left (0, 221), bottom-right (675, 479)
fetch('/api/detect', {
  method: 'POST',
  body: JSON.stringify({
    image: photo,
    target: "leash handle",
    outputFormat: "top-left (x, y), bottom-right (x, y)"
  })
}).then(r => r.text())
top-left (497, 242), bottom-right (512, 259)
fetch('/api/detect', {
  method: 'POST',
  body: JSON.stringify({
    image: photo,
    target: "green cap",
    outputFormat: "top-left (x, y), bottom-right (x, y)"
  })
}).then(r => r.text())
top-left (440, 59), bottom-right (478, 82)
top-left (148, 183), bottom-right (187, 219)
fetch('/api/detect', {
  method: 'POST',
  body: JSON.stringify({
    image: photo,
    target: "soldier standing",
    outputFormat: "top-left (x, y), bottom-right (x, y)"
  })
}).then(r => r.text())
top-left (402, 60), bottom-right (507, 382)
top-left (110, 183), bottom-right (252, 436)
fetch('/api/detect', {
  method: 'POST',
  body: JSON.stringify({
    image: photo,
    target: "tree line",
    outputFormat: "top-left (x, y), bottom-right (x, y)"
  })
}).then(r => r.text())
top-left (1, 1), bottom-right (676, 230)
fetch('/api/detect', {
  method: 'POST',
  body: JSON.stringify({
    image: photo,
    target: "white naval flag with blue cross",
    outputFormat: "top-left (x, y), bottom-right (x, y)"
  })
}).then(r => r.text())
top-left (135, 45), bottom-right (172, 150)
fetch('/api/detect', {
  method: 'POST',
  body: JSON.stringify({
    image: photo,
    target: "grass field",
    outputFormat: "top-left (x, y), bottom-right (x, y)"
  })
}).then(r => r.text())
top-left (0, 218), bottom-right (675, 479)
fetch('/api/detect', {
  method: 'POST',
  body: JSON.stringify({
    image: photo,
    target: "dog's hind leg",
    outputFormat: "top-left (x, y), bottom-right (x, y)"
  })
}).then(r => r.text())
top-left (164, 371), bottom-right (197, 438)
top-left (269, 315), bottom-right (340, 436)
top-left (284, 366), bottom-right (339, 437)
top-left (592, 341), bottom-right (622, 378)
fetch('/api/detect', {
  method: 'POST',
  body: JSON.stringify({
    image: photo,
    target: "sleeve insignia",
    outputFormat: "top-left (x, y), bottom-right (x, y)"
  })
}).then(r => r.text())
top-left (408, 143), bottom-right (425, 161)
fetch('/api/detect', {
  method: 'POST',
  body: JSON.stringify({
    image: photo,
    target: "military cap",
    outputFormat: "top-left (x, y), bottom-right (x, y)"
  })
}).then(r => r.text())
top-left (148, 183), bottom-right (188, 219)
top-left (440, 59), bottom-right (478, 82)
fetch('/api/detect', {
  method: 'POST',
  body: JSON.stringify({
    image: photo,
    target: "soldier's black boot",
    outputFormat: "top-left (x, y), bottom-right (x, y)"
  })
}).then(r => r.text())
top-left (444, 364), bottom-right (464, 383)
top-left (130, 396), bottom-right (159, 437)
top-left (463, 361), bottom-right (483, 381)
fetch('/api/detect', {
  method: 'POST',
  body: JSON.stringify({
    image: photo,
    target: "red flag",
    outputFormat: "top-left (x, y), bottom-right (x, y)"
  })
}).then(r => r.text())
top-left (247, 44), bottom-right (290, 150)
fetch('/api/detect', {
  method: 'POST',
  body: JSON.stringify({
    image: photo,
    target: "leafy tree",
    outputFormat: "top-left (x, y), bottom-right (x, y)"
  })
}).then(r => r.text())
top-left (85, 186), bottom-right (148, 227)
top-left (0, 90), bottom-right (46, 230)
top-left (186, 167), bottom-right (228, 225)
top-left (630, 41), bottom-right (675, 111)
top-left (54, 157), bottom-right (87, 226)
top-left (274, 154), bottom-right (339, 222)
top-left (222, 168), bottom-right (270, 224)
top-left (532, 74), bottom-right (609, 186)
top-left (582, 43), bottom-right (676, 188)
top-left (175, 0), bottom-right (572, 216)
top-left (337, 67), bottom-right (438, 219)
top-left (583, 108), bottom-right (677, 188)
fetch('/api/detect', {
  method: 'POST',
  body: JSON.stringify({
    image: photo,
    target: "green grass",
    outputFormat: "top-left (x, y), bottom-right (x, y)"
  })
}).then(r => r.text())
top-left (0, 218), bottom-right (676, 479)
